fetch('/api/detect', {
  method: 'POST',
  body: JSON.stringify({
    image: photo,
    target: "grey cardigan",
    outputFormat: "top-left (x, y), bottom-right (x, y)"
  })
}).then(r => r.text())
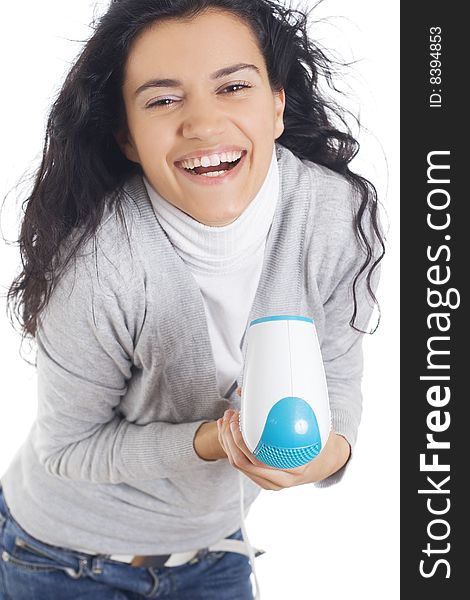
top-left (1, 142), bottom-right (381, 554)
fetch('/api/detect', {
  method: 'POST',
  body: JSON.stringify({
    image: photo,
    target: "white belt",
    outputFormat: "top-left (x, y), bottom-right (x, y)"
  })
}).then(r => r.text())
top-left (109, 538), bottom-right (265, 567)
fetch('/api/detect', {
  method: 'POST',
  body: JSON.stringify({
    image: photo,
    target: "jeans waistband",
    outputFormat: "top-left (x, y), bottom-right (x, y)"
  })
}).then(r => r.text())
top-left (0, 480), bottom-right (243, 564)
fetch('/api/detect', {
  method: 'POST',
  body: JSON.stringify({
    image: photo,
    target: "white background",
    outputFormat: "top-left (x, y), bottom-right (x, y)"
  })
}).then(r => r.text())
top-left (0, 1), bottom-right (399, 599)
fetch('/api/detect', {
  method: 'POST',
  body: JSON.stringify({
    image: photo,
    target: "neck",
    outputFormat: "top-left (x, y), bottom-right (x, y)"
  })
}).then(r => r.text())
top-left (142, 144), bottom-right (280, 274)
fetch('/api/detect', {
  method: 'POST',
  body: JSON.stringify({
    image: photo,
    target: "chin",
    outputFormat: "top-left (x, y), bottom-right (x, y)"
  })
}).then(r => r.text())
top-left (198, 210), bottom-right (240, 227)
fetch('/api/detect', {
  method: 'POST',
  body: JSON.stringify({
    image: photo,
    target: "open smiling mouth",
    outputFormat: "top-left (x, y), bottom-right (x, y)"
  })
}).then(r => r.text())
top-left (176, 151), bottom-right (247, 179)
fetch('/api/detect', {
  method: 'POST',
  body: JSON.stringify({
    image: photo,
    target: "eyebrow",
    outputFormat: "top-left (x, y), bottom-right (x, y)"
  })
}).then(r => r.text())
top-left (134, 62), bottom-right (261, 97)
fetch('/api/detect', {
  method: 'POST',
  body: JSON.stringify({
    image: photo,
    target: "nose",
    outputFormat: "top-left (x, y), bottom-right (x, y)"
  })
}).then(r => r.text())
top-left (181, 98), bottom-right (226, 139)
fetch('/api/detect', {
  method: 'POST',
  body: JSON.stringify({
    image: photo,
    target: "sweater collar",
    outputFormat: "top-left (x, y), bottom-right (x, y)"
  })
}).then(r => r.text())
top-left (142, 144), bottom-right (280, 274)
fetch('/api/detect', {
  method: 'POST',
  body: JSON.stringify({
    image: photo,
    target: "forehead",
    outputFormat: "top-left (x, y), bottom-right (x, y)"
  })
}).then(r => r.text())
top-left (123, 9), bottom-right (263, 86)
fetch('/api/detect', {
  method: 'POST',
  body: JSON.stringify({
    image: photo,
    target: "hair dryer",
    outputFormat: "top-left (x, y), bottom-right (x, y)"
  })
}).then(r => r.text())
top-left (240, 315), bottom-right (331, 469)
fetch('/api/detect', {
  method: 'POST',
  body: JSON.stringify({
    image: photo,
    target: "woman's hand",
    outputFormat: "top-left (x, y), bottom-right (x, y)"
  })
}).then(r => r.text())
top-left (217, 388), bottom-right (351, 490)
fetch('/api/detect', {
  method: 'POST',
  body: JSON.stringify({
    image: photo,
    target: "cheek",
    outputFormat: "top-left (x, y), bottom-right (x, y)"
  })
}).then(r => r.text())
top-left (241, 113), bottom-right (277, 142)
top-left (133, 127), bottom-right (171, 165)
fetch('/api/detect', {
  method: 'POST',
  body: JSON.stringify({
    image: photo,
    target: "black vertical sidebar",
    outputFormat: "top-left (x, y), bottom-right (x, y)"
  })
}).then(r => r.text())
top-left (401, 4), bottom-right (466, 598)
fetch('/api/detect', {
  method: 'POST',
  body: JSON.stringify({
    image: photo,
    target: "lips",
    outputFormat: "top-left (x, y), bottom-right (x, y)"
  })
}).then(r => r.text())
top-left (175, 150), bottom-right (246, 170)
top-left (175, 148), bottom-right (247, 186)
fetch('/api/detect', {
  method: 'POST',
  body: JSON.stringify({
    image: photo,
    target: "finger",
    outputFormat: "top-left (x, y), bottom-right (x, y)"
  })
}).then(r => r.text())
top-left (220, 410), bottom-right (250, 469)
top-left (224, 414), bottom-right (287, 487)
top-left (216, 417), bottom-right (228, 456)
top-left (228, 415), bottom-right (268, 468)
top-left (223, 411), bottom-right (258, 467)
top-left (221, 423), bottom-right (282, 490)
top-left (227, 425), bottom-right (306, 486)
top-left (228, 411), bottom-right (289, 472)
top-left (224, 420), bottom-right (257, 470)
top-left (222, 411), bottom-right (301, 489)
top-left (218, 409), bottom-right (237, 455)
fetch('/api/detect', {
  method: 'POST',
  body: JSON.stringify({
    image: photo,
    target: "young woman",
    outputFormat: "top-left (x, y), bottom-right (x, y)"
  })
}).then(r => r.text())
top-left (0, 1), bottom-right (385, 598)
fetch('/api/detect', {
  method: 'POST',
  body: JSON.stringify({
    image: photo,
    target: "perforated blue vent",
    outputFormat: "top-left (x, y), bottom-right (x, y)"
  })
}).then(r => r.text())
top-left (254, 441), bottom-right (321, 469)
top-left (253, 396), bottom-right (322, 469)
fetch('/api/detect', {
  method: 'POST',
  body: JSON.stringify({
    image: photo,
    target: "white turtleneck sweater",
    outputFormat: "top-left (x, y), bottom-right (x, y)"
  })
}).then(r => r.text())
top-left (142, 144), bottom-right (280, 399)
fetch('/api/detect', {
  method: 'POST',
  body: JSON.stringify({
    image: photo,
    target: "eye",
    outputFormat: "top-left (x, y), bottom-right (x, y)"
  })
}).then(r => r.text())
top-left (144, 81), bottom-right (253, 110)
top-left (222, 82), bottom-right (253, 94)
top-left (145, 97), bottom-right (179, 109)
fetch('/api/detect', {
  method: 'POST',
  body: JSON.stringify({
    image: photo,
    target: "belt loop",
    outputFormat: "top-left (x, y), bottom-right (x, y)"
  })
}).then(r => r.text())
top-left (0, 513), bottom-right (6, 534)
top-left (195, 547), bottom-right (209, 562)
top-left (91, 555), bottom-right (105, 574)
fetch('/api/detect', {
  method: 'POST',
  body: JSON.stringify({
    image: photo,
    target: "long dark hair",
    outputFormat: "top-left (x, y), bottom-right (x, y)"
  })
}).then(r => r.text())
top-left (2, 0), bottom-right (385, 345)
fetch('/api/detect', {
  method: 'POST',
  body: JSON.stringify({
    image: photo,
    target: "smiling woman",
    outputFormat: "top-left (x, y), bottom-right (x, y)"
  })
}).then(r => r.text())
top-left (1, 1), bottom-right (386, 599)
top-left (114, 11), bottom-right (285, 225)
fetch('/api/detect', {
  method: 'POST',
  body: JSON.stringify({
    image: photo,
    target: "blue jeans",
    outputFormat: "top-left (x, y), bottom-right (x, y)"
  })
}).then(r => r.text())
top-left (0, 484), bottom-right (254, 599)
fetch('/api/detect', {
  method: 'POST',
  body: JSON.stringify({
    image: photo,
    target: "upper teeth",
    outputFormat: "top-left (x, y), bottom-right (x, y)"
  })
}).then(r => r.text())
top-left (179, 151), bottom-right (243, 170)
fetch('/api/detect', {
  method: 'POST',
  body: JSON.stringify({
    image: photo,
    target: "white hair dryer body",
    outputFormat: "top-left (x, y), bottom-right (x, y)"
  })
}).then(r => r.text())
top-left (240, 315), bottom-right (331, 469)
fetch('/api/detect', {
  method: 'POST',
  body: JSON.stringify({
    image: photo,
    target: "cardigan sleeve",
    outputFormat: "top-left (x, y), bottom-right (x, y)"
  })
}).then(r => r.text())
top-left (309, 178), bottom-right (382, 488)
top-left (31, 230), bottom-right (214, 485)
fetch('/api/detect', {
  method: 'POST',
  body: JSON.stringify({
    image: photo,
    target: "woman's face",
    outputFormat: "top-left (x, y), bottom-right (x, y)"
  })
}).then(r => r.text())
top-left (116, 9), bottom-right (285, 226)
